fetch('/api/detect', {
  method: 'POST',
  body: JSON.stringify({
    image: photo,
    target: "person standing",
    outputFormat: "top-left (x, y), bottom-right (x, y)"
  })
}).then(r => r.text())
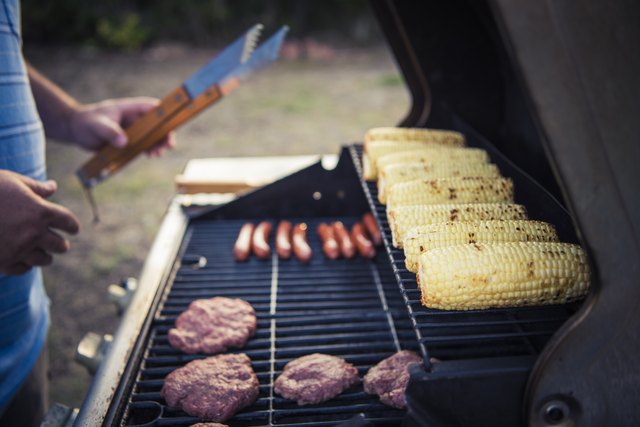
top-left (0, 0), bottom-right (174, 425)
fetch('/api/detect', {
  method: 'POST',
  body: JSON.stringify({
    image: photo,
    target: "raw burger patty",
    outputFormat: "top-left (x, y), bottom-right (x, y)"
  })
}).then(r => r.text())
top-left (168, 297), bottom-right (256, 354)
top-left (363, 350), bottom-right (422, 409)
top-left (274, 353), bottom-right (360, 405)
top-left (161, 353), bottom-right (259, 421)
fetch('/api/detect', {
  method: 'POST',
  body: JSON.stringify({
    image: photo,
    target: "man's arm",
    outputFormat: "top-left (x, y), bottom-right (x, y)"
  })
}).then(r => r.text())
top-left (27, 64), bottom-right (79, 142)
top-left (0, 65), bottom-right (177, 275)
top-left (27, 64), bottom-right (176, 155)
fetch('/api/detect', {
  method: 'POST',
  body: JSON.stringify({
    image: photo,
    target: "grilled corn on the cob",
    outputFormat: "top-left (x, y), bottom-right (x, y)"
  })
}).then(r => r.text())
top-left (363, 140), bottom-right (467, 180)
top-left (378, 162), bottom-right (501, 204)
top-left (388, 203), bottom-right (528, 248)
top-left (417, 242), bottom-right (590, 310)
top-left (376, 147), bottom-right (490, 176)
top-left (364, 127), bottom-right (465, 144)
top-left (386, 176), bottom-right (514, 210)
top-left (403, 220), bottom-right (559, 273)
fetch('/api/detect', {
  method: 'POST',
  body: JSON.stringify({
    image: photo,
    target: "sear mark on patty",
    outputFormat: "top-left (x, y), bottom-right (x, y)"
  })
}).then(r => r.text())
top-left (363, 350), bottom-right (422, 409)
top-left (168, 297), bottom-right (256, 354)
top-left (274, 353), bottom-right (360, 405)
top-left (161, 353), bottom-right (259, 421)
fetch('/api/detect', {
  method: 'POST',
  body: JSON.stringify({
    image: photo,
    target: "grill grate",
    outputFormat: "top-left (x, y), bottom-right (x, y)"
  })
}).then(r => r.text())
top-left (348, 144), bottom-right (578, 366)
top-left (123, 217), bottom-right (418, 426)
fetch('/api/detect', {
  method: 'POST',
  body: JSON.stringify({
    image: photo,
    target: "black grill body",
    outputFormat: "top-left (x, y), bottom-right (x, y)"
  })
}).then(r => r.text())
top-left (105, 144), bottom-right (579, 426)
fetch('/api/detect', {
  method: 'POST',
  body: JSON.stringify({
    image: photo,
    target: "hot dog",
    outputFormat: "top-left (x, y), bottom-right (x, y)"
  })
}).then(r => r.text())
top-left (333, 221), bottom-right (355, 259)
top-left (252, 221), bottom-right (272, 260)
top-left (292, 223), bottom-right (313, 263)
top-left (233, 223), bottom-right (255, 262)
top-left (362, 212), bottom-right (382, 246)
top-left (352, 222), bottom-right (376, 258)
top-left (317, 223), bottom-right (340, 259)
top-left (276, 220), bottom-right (292, 260)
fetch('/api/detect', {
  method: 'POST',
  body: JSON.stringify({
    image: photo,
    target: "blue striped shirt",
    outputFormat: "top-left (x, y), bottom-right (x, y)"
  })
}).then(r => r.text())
top-left (0, 0), bottom-right (50, 413)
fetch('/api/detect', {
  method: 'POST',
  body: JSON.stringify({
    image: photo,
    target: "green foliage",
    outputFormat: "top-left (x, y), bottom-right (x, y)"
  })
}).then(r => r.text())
top-left (377, 74), bottom-right (404, 87)
top-left (21, 0), bottom-right (377, 49)
top-left (96, 13), bottom-right (150, 50)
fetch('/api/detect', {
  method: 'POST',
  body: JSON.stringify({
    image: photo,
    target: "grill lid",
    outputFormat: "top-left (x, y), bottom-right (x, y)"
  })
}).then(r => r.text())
top-left (371, 0), bottom-right (640, 424)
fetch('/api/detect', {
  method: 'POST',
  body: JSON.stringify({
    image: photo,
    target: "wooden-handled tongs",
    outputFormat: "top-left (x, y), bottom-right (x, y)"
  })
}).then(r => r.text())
top-left (76, 24), bottom-right (289, 221)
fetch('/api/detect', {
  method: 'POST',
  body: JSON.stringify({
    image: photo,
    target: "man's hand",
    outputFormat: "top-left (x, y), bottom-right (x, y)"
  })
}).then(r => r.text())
top-left (0, 170), bottom-right (80, 276)
top-left (68, 97), bottom-right (177, 157)
top-left (28, 65), bottom-right (176, 155)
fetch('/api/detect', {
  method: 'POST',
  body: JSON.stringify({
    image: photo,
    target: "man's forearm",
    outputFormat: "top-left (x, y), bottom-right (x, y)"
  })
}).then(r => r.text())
top-left (27, 63), bottom-right (79, 142)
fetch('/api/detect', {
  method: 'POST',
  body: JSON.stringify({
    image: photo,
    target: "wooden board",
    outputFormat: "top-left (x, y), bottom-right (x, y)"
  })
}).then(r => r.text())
top-left (175, 155), bottom-right (338, 194)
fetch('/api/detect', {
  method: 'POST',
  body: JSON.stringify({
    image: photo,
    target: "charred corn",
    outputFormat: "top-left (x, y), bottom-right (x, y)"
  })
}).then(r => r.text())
top-left (363, 140), bottom-right (466, 181)
top-left (388, 203), bottom-right (528, 248)
top-left (376, 147), bottom-right (490, 176)
top-left (417, 242), bottom-right (590, 310)
top-left (404, 220), bottom-right (559, 273)
top-left (378, 162), bottom-right (501, 204)
top-left (364, 127), bottom-right (465, 144)
top-left (386, 176), bottom-right (514, 210)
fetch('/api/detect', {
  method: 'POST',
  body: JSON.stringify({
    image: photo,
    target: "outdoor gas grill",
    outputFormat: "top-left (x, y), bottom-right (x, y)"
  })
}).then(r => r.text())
top-left (74, 0), bottom-right (640, 426)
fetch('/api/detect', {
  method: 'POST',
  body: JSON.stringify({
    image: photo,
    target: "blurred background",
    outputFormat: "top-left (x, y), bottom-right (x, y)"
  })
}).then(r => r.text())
top-left (22, 0), bottom-right (408, 407)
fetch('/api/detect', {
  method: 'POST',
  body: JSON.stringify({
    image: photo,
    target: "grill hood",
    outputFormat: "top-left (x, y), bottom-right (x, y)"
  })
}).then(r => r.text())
top-left (371, 0), bottom-right (640, 424)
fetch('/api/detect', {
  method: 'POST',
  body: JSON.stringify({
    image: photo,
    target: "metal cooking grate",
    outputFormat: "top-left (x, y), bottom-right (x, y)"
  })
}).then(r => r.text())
top-left (348, 144), bottom-right (578, 365)
top-left (123, 217), bottom-right (418, 427)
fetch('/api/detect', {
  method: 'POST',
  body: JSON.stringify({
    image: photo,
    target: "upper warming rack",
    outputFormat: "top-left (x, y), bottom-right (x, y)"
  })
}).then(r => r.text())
top-left (348, 143), bottom-right (579, 365)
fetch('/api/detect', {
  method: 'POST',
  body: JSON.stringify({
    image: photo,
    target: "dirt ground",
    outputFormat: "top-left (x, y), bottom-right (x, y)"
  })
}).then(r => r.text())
top-left (25, 42), bottom-right (408, 409)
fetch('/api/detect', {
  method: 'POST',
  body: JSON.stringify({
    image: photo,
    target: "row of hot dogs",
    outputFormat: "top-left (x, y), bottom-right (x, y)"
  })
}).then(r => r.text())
top-left (232, 213), bottom-right (383, 263)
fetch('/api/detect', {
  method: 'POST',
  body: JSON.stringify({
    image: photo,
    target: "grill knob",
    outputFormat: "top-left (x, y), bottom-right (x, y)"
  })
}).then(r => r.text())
top-left (75, 332), bottom-right (113, 374)
top-left (41, 403), bottom-right (78, 427)
top-left (108, 277), bottom-right (138, 315)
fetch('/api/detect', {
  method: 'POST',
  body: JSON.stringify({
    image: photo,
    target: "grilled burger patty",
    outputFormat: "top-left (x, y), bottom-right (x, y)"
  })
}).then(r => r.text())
top-left (161, 353), bottom-right (259, 421)
top-left (168, 297), bottom-right (256, 354)
top-left (363, 350), bottom-right (422, 409)
top-left (274, 353), bottom-right (360, 405)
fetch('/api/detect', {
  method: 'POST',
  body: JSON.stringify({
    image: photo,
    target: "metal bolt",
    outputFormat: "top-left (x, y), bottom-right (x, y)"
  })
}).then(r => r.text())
top-left (542, 400), bottom-right (569, 425)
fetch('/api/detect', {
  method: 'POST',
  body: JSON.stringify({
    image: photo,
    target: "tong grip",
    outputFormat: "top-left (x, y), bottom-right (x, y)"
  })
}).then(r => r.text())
top-left (141, 85), bottom-right (224, 149)
top-left (76, 86), bottom-right (190, 188)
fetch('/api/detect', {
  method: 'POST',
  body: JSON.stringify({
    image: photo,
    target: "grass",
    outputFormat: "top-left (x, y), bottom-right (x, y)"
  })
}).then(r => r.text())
top-left (88, 244), bottom-right (136, 275)
top-left (377, 73), bottom-right (404, 87)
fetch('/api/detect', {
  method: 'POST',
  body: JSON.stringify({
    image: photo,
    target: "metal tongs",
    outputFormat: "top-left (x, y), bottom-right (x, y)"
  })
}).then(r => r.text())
top-left (76, 24), bottom-right (289, 222)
